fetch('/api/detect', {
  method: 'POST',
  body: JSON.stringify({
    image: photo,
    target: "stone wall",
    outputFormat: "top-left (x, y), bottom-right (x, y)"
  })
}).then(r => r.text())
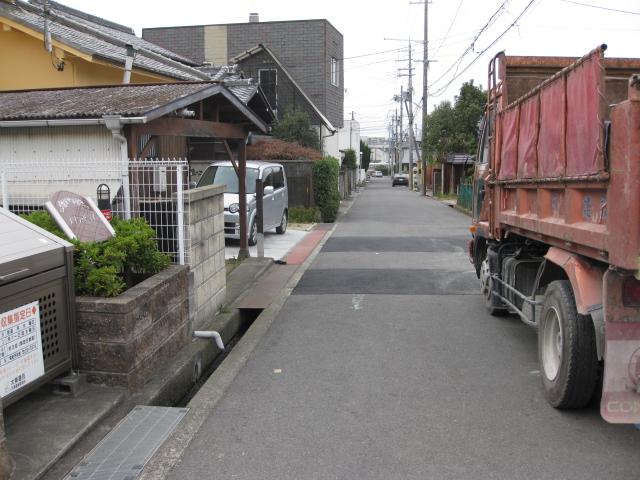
top-left (184, 184), bottom-right (226, 330)
top-left (75, 265), bottom-right (189, 391)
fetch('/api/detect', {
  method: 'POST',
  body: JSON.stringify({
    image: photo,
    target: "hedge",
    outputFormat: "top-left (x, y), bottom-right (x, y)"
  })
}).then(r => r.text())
top-left (313, 156), bottom-right (340, 222)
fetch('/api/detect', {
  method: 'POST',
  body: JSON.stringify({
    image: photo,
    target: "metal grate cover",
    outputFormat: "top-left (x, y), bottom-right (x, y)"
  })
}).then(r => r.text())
top-left (65, 406), bottom-right (188, 480)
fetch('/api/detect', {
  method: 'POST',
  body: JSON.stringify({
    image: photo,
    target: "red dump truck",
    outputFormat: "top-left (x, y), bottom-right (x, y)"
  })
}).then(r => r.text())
top-left (469, 45), bottom-right (640, 423)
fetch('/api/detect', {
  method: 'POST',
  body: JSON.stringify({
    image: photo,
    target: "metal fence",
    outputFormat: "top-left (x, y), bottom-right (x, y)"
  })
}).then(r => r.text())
top-left (457, 181), bottom-right (473, 212)
top-left (0, 158), bottom-right (191, 265)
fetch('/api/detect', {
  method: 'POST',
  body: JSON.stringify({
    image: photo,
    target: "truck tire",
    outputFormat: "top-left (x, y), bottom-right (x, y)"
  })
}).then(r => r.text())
top-left (538, 280), bottom-right (598, 409)
top-left (481, 259), bottom-right (508, 316)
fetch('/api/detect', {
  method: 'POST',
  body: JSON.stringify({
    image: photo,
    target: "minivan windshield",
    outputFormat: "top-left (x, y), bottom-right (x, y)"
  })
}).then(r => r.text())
top-left (197, 166), bottom-right (260, 194)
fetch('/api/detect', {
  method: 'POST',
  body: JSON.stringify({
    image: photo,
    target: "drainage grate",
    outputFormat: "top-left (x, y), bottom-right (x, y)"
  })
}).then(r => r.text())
top-left (64, 406), bottom-right (188, 480)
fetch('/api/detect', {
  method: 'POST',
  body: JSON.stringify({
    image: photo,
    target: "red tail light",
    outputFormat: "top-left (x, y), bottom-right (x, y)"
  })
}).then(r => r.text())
top-left (622, 276), bottom-right (640, 307)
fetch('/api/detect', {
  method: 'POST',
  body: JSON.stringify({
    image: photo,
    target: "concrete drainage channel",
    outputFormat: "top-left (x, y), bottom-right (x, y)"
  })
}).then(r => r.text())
top-left (60, 306), bottom-right (264, 480)
top-left (178, 308), bottom-right (263, 407)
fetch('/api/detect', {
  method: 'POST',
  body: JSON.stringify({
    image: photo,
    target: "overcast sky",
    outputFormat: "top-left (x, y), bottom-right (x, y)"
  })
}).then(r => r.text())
top-left (61, 0), bottom-right (640, 138)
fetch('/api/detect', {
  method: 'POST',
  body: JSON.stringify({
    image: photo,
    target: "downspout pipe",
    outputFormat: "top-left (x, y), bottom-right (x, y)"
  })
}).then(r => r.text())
top-left (122, 44), bottom-right (135, 84)
top-left (103, 115), bottom-right (146, 220)
top-left (193, 331), bottom-right (225, 351)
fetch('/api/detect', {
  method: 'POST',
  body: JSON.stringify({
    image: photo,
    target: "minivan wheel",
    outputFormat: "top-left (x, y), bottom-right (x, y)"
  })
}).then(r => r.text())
top-left (276, 210), bottom-right (288, 234)
top-left (248, 220), bottom-right (258, 246)
top-left (538, 280), bottom-right (598, 409)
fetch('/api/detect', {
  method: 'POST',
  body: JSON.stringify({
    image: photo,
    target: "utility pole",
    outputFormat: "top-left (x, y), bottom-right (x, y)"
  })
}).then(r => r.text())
top-left (399, 86), bottom-right (404, 175)
top-left (399, 42), bottom-right (415, 191)
top-left (422, 0), bottom-right (429, 195)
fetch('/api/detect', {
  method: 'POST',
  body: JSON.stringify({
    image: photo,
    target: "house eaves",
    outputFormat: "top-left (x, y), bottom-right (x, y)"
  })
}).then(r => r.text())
top-left (0, 82), bottom-right (269, 133)
top-left (0, 1), bottom-right (208, 81)
top-left (231, 43), bottom-right (337, 132)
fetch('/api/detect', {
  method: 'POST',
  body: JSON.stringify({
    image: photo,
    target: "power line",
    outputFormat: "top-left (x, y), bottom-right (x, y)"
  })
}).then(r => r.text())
top-left (343, 47), bottom-right (408, 60)
top-left (431, 0), bottom-right (465, 59)
top-left (559, 0), bottom-right (640, 15)
top-left (429, 0), bottom-right (538, 97)
top-left (428, 0), bottom-right (512, 90)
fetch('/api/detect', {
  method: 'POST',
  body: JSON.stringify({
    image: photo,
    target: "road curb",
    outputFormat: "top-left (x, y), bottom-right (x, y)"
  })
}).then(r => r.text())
top-left (139, 222), bottom-right (337, 480)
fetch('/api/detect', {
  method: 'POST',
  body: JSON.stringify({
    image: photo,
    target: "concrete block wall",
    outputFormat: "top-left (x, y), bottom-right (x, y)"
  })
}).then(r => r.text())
top-left (184, 184), bottom-right (227, 330)
top-left (75, 265), bottom-right (190, 391)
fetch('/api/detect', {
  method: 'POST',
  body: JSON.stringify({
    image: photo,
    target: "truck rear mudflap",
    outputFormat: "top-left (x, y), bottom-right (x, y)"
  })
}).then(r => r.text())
top-left (601, 269), bottom-right (640, 423)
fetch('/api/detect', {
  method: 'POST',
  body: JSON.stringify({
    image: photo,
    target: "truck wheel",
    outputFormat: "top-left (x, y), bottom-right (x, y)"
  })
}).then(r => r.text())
top-left (538, 280), bottom-right (598, 409)
top-left (481, 259), bottom-right (507, 316)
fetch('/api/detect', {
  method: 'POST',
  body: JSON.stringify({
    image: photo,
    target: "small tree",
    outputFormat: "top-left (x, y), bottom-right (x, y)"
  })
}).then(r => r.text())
top-left (360, 141), bottom-right (371, 171)
top-left (342, 148), bottom-right (357, 169)
top-left (272, 109), bottom-right (321, 150)
top-left (422, 80), bottom-right (486, 163)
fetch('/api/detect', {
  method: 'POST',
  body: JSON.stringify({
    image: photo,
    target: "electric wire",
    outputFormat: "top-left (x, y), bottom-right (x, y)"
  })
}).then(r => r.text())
top-left (559, 0), bottom-right (640, 15)
top-left (428, 0), bottom-right (512, 90)
top-left (429, 0), bottom-right (538, 97)
top-left (431, 0), bottom-right (465, 59)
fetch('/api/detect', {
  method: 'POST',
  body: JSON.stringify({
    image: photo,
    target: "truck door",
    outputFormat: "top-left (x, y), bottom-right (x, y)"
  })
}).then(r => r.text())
top-left (472, 118), bottom-right (490, 226)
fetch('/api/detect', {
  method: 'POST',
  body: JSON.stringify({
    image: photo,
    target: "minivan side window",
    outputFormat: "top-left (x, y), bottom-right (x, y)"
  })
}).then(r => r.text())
top-left (262, 168), bottom-right (274, 188)
top-left (273, 167), bottom-right (285, 189)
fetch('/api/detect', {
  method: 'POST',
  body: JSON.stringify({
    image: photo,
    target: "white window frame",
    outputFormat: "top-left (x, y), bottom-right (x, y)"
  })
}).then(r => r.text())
top-left (331, 57), bottom-right (339, 87)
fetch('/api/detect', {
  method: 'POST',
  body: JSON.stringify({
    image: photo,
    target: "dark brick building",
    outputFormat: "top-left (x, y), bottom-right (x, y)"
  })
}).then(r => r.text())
top-left (142, 18), bottom-right (344, 129)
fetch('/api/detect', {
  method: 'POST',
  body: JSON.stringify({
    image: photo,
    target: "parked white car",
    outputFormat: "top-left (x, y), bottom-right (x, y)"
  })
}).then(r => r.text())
top-left (197, 161), bottom-right (288, 245)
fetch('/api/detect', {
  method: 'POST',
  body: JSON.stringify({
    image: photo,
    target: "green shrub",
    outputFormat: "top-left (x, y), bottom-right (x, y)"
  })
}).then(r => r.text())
top-left (289, 206), bottom-right (322, 223)
top-left (272, 109), bottom-right (321, 150)
top-left (313, 156), bottom-right (340, 222)
top-left (20, 210), bottom-right (65, 238)
top-left (21, 212), bottom-right (170, 297)
top-left (342, 149), bottom-right (357, 169)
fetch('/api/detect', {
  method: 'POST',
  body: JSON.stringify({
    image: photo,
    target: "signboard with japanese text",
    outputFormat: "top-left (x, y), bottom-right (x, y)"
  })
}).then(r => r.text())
top-left (0, 301), bottom-right (44, 397)
top-left (48, 191), bottom-right (114, 242)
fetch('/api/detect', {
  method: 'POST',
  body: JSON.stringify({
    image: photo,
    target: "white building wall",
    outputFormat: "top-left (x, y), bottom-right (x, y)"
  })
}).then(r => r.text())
top-left (0, 125), bottom-right (122, 205)
top-left (322, 119), bottom-right (361, 167)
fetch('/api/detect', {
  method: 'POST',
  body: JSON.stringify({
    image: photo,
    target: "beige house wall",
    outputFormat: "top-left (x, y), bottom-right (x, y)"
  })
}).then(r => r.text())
top-left (204, 25), bottom-right (228, 65)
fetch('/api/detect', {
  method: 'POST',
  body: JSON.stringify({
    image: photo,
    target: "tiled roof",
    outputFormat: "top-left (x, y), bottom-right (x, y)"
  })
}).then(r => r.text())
top-left (0, 83), bottom-right (214, 120)
top-left (0, 1), bottom-right (208, 81)
top-left (0, 82), bottom-right (265, 121)
top-left (34, 0), bottom-right (199, 66)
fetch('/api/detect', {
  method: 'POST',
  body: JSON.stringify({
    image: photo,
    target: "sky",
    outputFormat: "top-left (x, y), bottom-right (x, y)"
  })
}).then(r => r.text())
top-left (59, 0), bottom-right (640, 138)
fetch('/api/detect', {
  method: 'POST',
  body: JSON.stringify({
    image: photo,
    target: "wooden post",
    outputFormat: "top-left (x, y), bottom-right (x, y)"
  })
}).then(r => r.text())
top-left (238, 140), bottom-right (249, 258)
top-left (255, 178), bottom-right (264, 258)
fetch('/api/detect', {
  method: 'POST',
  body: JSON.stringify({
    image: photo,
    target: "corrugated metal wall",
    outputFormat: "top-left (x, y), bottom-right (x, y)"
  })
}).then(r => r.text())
top-left (0, 125), bottom-right (123, 204)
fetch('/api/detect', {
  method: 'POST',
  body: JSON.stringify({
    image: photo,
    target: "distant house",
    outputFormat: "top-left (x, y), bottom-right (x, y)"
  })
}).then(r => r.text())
top-left (0, 0), bottom-right (208, 90)
top-left (142, 16), bottom-right (353, 157)
top-left (143, 16), bottom-right (344, 129)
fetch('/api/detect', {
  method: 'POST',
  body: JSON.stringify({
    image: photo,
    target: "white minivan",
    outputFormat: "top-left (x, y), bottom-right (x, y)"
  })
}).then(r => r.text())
top-left (196, 161), bottom-right (288, 245)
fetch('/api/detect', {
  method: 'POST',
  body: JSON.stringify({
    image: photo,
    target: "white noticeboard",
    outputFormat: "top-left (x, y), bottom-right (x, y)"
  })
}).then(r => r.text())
top-left (0, 301), bottom-right (45, 397)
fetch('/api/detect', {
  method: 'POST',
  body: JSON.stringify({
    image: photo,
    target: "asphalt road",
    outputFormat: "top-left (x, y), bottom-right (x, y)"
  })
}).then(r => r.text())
top-left (168, 177), bottom-right (640, 479)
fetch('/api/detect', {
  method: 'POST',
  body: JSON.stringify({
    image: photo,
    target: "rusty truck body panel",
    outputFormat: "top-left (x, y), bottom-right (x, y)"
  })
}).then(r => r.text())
top-left (470, 45), bottom-right (640, 423)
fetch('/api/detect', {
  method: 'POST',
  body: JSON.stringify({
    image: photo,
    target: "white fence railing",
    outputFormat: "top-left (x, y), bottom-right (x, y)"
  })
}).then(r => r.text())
top-left (0, 158), bottom-right (191, 265)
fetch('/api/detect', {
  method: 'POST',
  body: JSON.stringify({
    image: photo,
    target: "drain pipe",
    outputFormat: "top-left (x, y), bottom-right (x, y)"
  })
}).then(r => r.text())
top-left (103, 115), bottom-right (134, 219)
top-left (123, 44), bottom-right (135, 84)
top-left (193, 331), bottom-right (225, 351)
